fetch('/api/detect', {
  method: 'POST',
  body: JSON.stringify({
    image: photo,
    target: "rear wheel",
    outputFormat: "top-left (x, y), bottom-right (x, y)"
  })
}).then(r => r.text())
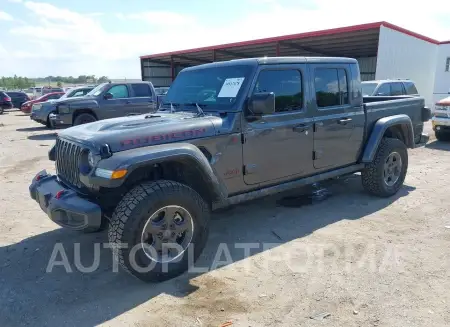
top-left (361, 138), bottom-right (408, 197)
top-left (0, 107), bottom-right (3, 115)
top-left (108, 180), bottom-right (210, 282)
top-left (73, 113), bottom-right (96, 126)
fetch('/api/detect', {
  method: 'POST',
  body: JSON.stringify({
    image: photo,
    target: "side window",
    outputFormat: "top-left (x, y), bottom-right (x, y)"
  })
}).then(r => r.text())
top-left (253, 69), bottom-right (303, 112)
top-left (315, 68), bottom-right (349, 108)
top-left (390, 82), bottom-right (404, 96)
top-left (404, 82), bottom-right (418, 95)
top-left (375, 83), bottom-right (390, 96)
top-left (131, 84), bottom-right (152, 97)
top-left (72, 91), bottom-right (84, 97)
top-left (445, 57), bottom-right (450, 72)
top-left (107, 85), bottom-right (129, 99)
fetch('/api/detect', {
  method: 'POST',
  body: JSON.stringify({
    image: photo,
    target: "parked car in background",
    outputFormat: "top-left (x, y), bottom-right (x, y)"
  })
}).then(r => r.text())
top-left (6, 91), bottom-right (30, 109)
top-left (155, 87), bottom-right (169, 96)
top-left (20, 92), bottom-right (65, 114)
top-left (41, 87), bottom-right (64, 96)
top-left (31, 85), bottom-right (95, 127)
top-left (432, 95), bottom-right (450, 141)
top-left (48, 81), bottom-right (158, 127)
top-left (155, 86), bottom-right (170, 108)
top-left (0, 91), bottom-right (13, 114)
top-left (362, 79), bottom-right (419, 97)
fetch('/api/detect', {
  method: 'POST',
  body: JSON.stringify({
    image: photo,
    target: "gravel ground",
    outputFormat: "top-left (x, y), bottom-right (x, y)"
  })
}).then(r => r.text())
top-left (0, 110), bottom-right (449, 327)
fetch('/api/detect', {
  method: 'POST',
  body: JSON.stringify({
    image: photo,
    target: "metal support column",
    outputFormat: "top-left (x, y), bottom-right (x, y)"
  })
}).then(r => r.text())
top-left (170, 56), bottom-right (175, 81)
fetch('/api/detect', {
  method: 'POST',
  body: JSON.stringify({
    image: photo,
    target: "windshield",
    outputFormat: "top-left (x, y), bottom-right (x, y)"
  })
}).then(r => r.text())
top-left (361, 82), bottom-right (378, 96)
top-left (162, 65), bottom-right (254, 111)
top-left (86, 83), bottom-right (108, 96)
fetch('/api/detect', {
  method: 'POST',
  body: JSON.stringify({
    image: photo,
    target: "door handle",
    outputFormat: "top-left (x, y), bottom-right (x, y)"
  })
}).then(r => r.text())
top-left (125, 100), bottom-right (131, 104)
top-left (337, 118), bottom-right (352, 125)
top-left (292, 124), bottom-right (310, 133)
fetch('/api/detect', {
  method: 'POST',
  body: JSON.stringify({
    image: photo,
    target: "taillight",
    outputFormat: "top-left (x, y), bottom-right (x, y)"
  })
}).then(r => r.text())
top-left (4, 97), bottom-right (11, 101)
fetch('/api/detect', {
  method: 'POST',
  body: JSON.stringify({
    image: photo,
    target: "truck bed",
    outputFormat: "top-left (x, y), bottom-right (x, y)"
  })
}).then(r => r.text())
top-left (364, 95), bottom-right (426, 142)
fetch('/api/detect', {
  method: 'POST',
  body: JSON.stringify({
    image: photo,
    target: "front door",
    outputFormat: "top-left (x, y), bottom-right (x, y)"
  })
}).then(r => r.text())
top-left (310, 64), bottom-right (365, 170)
top-left (100, 84), bottom-right (135, 119)
top-left (242, 65), bottom-right (314, 185)
top-left (130, 83), bottom-right (157, 114)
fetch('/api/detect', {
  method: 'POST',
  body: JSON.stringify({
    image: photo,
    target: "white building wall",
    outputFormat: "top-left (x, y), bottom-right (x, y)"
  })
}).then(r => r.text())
top-left (376, 25), bottom-right (438, 107)
top-left (432, 43), bottom-right (450, 106)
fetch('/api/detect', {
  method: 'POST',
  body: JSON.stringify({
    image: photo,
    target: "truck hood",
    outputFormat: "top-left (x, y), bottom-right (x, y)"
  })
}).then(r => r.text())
top-left (58, 111), bottom-right (219, 152)
top-left (436, 95), bottom-right (450, 106)
top-left (55, 96), bottom-right (98, 108)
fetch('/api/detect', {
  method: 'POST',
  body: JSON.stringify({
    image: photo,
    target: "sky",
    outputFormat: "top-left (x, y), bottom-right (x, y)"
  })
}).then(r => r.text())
top-left (0, 0), bottom-right (449, 78)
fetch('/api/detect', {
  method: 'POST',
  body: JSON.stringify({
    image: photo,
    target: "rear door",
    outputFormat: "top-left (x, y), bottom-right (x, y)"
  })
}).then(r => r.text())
top-left (99, 84), bottom-right (135, 119)
top-left (242, 64), bottom-right (314, 185)
top-left (311, 63), bottom-right (365, 170)
top-left (130, 83), bottom-right (157, 114)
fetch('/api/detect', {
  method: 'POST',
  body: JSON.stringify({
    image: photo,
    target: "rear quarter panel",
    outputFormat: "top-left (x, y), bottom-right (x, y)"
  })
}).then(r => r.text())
top-left (364, 96), bottom-right (425, 141)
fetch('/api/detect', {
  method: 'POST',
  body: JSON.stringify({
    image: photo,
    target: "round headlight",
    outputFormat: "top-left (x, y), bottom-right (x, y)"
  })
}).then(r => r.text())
top-left (88, 151), bottom-right (96, 167)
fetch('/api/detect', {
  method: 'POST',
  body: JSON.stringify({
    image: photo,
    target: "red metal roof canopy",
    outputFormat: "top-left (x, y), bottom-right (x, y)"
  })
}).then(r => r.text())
top-left (141, 21), bottom-right (442, 66)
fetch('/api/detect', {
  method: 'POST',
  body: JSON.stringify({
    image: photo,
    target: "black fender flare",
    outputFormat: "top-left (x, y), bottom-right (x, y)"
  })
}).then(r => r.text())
top-left (92, 143), bottom-right (227, 201)
top-left (361, 114), bottom-right (414, 163)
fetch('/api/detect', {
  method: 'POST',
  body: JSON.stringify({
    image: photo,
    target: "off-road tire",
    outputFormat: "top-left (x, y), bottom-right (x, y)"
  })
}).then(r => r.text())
top-left (108, 180), bottom-right (210, 282)
top-left (361, 138), bottom-right (408, 197)
top-left (0, 107), bottom-right (4, 115)
top-left (73, 113), bottom-right (96, 126)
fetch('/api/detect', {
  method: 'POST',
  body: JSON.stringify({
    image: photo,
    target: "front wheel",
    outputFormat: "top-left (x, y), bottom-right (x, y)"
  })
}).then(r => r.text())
top-left (108, 180), bottom-right (210, 282)
top-left (361, 138), bottom-right (408, 197)
top-left (73, 113), bottom-right (96, 126)
top-left (435, 130), bottom-right (449, 142)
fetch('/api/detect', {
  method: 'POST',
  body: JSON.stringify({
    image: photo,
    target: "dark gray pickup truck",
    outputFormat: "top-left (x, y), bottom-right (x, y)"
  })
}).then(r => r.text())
top-left (29, 57), bottom-right (430, 282)
top-left (48, 81), bottom-right (158, 127)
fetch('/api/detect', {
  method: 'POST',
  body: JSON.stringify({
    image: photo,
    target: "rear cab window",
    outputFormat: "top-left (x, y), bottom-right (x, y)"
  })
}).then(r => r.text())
top-left (131, 83), bottom-right (153, 97)
top-left (252, 69), bottom-right (303, 112)
top-left (314, 68), bottom-right (349, 108)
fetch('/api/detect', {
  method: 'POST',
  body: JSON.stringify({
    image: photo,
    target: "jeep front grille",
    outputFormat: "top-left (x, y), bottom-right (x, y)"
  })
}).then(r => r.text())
top-left (55, 138), bottom-right (84, 188)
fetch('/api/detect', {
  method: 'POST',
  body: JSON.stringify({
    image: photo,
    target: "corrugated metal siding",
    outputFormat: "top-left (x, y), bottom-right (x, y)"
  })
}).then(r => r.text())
top-left (432, 44), bottom-right (450, 106)
top-left (376, 26), bottom-right (438, 107)
top-left (356, 57), bottom-right (376, 81)
top-left (141, 59), bottom-right (191, 87)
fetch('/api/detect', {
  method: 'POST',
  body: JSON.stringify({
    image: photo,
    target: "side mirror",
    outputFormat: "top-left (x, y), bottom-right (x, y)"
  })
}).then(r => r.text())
top-left (248, 92), bottom-right (275, 116)
top-left (104, 92), bottom-right (113, 100)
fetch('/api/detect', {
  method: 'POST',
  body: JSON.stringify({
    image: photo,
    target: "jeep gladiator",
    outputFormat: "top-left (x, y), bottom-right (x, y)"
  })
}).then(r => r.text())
top-left (47, 81), bottom-right (158, 127)
top-left (29, 57), bottom-right (431, 282)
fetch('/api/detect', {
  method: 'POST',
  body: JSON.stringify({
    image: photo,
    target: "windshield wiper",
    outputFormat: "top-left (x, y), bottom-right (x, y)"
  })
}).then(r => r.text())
top-left (159, 102), bottom-right (180, 113)
top-left (182, 103), bottom-right (206, 117)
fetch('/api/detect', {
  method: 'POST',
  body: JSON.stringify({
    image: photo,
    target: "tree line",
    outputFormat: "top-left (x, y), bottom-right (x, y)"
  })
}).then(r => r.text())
top-left (0, 75), bottom-right (109, 90)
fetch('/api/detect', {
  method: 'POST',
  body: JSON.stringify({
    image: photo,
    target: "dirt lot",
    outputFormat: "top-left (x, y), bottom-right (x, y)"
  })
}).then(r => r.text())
top-left (0, 111), bottom-right (449, 327)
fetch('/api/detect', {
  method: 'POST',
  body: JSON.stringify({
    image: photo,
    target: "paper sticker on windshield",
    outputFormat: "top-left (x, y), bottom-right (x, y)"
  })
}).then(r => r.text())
top-left (217, 77), bottom-right (245, 98)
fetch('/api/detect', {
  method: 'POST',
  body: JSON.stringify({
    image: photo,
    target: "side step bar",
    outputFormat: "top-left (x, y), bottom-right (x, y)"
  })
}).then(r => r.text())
top-left (214, 164), bottom-right (365, 210)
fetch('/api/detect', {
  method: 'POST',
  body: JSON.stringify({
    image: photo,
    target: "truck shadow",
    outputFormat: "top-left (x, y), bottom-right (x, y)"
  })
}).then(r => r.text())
top-left (16, 126), bottom-right (48, 132)
top-left (27, 133), bottom-right (58, 141)
top-left (425, 140), bottom-right (450, 151)
top-left (0, 175), bottom-right (415, 326)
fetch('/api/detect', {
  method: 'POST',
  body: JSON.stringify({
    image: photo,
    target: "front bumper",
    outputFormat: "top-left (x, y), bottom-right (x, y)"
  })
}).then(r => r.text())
top-left (49, 113), bottom-right (72, 127)
top-left (29, 170), bottom-right (102, 231)
top-left (1, 103), bottom-right (13, 109)
top-left (432, 117), bottom-right (450, 131)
